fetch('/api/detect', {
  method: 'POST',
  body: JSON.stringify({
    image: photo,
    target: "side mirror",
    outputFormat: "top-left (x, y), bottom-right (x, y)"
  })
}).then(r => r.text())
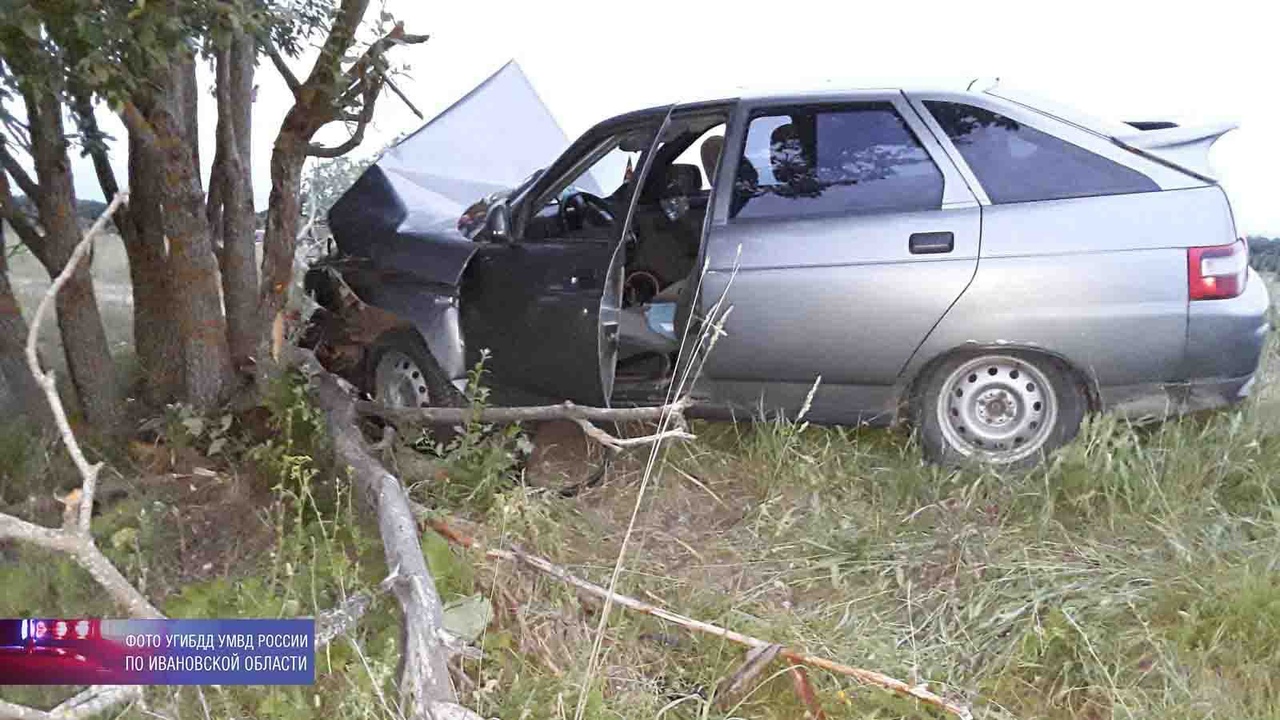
top-left (485, 203), bottom-right (512, 242)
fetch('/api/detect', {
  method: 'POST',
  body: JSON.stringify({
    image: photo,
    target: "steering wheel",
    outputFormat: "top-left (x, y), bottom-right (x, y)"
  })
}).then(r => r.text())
top-left (559, 191), bottom-right (616, 233)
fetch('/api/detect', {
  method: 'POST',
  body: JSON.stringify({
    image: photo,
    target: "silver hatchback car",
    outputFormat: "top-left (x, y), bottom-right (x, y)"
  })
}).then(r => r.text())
top-left (309, 77), bottom-right (1270, 466)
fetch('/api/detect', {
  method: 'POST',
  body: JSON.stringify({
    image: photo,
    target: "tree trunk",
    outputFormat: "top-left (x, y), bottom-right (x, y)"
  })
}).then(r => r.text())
top-left (0, 228), bottom-right (53, 428)
top-left (256, 125), bottom-right (309, 378)
top-left (54, 265), bottom-right (123, 426)
top-left (146, 56), bottom-right (235, 409)
top-left (21, 82), bottom-right (125, 432)
top-left (68, 81), bottom-right (183, 407)
top-left (215, 32), bottom-right (259, 368)
top-left (125, 134), bottom-right (183, 405)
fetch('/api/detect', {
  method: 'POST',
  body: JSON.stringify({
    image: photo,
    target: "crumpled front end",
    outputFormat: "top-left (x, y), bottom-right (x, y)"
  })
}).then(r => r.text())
top-left (325, 60), bottom-right (571, 287)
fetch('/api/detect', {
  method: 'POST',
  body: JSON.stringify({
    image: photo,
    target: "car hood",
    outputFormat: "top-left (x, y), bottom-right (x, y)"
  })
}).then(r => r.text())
top-left (327, 60), bottom-right (570, 286)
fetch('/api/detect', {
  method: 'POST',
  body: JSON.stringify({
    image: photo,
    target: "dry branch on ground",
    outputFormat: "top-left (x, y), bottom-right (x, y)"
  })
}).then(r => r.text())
top-left (298, 350), bottom-right (481, 720)
top-left (360, 396), bottom-right (696, 457)
top-left (427, 517), bottom-right (975, 720)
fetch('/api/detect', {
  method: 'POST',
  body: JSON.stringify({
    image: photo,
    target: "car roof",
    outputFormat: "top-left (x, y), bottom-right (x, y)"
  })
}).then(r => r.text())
top-left (663, 83), bottom-right (1131, 139)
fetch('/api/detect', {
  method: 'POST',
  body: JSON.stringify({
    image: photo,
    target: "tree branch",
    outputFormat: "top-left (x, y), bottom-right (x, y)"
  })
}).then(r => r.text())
top-left (296, 349), bottom-right (471, 717)
top-left (0, 686), bottom-right (142, 720)
top-left (0, 140), bottom-right (39, 199)
top-left (572, 417), bottom-right (695, 455)
top-left (117, 101), bottom-right (158, 149)
top-left (66, 80), bottom-right (120, 198)
top-left (307, 75), bottom-right (382, 159)
top-left (384, 76), bottom-right (424, 119)
top-left (345, 24), bottom-right (429, 83)
top-left (262, 38), bottom-right (302, 98)
top-left (0, 193), bottom-right (163, 619)
top-left (306, 124), bottom-right (371, 158)
top-left (26, 193), bottom-right (127, 534)
top-left (435, 528), bottom-right (975, 720)
top-left (0, 162), bottom-right (45, 254)
top-left (360, 397), bottom-right (693, 426)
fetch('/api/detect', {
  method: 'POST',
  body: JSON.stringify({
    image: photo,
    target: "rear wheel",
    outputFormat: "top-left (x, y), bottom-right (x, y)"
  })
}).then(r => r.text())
top-left (915, 351), bottom-right (1086, 467)
top-left (366, 329), bottom-right (465, 409)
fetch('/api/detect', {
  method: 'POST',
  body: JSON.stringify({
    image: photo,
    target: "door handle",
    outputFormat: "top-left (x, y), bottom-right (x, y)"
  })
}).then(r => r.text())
top-left (909, 231), bottom-right (954, 255)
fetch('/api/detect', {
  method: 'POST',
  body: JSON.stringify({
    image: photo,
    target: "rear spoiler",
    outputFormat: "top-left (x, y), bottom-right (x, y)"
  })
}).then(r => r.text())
top-left (1113, 121), bottom-right (1238, 183)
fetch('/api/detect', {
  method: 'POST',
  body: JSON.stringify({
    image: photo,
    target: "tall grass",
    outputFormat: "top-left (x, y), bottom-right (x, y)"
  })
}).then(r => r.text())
top-left (425, 333), bottom-right (1280, 719)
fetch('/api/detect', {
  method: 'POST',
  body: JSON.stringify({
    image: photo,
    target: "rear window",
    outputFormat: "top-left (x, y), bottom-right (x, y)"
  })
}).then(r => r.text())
top-left (924, 101), bottom-right (1158, 204)
top-left (731, 103), bottom-right (943, 220)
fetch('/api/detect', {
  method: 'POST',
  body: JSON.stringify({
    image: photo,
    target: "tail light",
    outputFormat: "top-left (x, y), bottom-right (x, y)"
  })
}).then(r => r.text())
top-left (1188, 239), bottom-right (1248, 301)
top-left (54, 621), bottom-right (67, 639)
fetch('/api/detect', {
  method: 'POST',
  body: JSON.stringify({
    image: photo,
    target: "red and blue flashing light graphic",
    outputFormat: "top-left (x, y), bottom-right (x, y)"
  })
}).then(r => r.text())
top-left (0, 618), bottom-right (314, 685)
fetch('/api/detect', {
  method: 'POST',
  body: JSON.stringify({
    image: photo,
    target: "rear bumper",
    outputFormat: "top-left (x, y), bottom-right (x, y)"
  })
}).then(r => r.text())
top-left (1183, 268), bottom-right (1272, 380)
top-left (1105, 372), bottom-right (1259, 420)
top-left (1101, 269), bottom-right (1269, 421)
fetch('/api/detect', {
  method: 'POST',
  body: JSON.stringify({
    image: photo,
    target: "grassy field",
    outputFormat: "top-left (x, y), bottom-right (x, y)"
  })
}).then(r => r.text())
top-left (428, 336), bottom-right (1280, 720)
top-left (1, 270), bottom-right (1279, 719)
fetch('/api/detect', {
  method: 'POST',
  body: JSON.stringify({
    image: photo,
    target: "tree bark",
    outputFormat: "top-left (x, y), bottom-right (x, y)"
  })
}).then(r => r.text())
top-left (214, 31), bottom-right (259, 367)
top-left (124, 132), bottom-right (183, 404)
top-left (255, 0), bottom-right (374, 379)
top-left (21, 81), bottom-right (125, 432)
top-left (67, 82), bottom-right (183, 406)
top-left (256, 129), bottom-right (307, 373)
top-left (141, 55), bottom-right (235, 409)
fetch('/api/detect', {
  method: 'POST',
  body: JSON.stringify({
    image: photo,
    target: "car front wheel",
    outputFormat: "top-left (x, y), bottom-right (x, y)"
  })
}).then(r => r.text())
top-left (367, 329), bottom-right (465, 409)
top-left (916, 352), bottom-right (1087, 467)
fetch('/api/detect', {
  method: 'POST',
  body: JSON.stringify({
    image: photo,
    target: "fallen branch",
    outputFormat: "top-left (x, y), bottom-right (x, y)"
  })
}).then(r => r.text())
top-left (298, 350), bottom-right (480, 720)
top-left (430, 522), bottom-right (973, 720)
top-left (714, 643), bottom-right (782, 708)
top-left (24, 192), bottom-right (127, 535)
top-left (363, 396), bottom-right (695, 458)
top-left (314, 568), bottom-right (401, 650)
top-left (0, 687), bottom-right (142, 720)
top-left (358, 397), bottom-right (692, 426)
top-left (0, 195), bottom-right (160, 720)
top-left (571, 417), bottom-right (695, 455)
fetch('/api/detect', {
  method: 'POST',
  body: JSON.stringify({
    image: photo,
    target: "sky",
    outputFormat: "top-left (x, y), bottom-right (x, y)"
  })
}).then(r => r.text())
top-left (71, 0), bottom-right (1280, 234)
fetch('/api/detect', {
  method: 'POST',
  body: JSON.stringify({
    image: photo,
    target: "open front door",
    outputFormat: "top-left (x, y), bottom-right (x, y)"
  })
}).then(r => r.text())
top-left (460, 109), bottom-right (673, 405)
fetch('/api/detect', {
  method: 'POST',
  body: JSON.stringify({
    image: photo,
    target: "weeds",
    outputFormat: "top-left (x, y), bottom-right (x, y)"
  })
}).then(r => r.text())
top-left (408, 352), bottom-right (530, 512)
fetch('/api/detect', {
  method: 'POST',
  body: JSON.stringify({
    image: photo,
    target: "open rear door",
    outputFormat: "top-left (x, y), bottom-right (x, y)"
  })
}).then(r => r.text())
top-left (460, 109), bottom-right (674, 405)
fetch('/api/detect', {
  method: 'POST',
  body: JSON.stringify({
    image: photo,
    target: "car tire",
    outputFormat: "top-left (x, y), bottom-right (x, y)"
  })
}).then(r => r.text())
top-left (366, 328), bottom-right (466, 409)
top-left (914, 351), bottom-right (1087, 467)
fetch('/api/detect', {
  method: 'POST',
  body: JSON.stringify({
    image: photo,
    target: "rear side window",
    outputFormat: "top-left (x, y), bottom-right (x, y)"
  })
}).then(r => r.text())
top-left (731, 103), bottom-right (943, 220)
top-left (924, 101), bottom-right (1158, 204)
